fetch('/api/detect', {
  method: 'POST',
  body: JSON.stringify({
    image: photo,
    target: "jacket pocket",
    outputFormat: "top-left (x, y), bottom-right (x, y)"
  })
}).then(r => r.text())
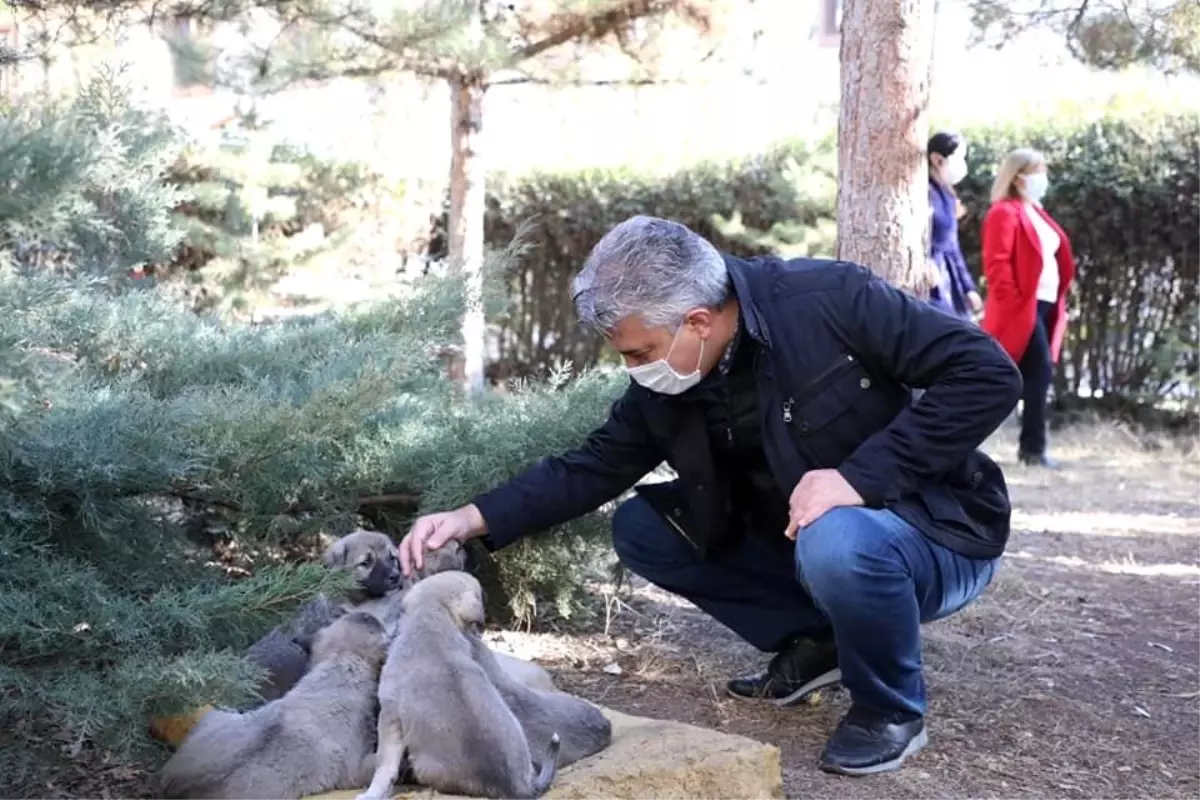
top-left (782, 354), bottom-right (899, 468)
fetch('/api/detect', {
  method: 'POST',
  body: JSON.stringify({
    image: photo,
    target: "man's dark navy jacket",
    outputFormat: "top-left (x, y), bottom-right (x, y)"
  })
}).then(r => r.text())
top-left (472, 255), bottom-right (1024, 561)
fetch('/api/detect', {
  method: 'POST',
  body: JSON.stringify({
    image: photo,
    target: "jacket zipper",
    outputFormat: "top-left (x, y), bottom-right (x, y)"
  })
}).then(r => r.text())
top-left (782, 353), bottom-right (857, 423)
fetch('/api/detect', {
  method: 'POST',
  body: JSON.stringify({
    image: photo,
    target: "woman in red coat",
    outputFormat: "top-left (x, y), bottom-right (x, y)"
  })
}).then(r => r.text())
top-left (980, 148), bottom-right (1076, 468)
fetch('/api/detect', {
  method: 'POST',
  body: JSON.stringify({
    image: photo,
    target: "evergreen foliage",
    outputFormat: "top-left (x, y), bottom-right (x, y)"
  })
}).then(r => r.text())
top-left (0, 72), bottom-right (630, 793)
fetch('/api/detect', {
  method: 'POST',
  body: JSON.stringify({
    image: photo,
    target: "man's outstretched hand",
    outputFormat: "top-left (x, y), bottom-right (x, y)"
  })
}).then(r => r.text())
top-left (784, 469), bottom-right (864, 540)
top-left (399, 504), bottom-right (486, 577)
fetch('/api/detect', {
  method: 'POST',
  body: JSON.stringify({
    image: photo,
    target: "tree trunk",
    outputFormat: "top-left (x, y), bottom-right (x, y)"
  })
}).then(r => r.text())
top-left (836, 0), bottom-right (937, 295)
top-left (447, 71), bottom-right (488, 395)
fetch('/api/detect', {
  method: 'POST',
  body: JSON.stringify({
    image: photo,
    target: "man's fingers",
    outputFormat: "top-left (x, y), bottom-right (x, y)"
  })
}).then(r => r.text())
top-left (398, 534), bottom-right (415, 577)
top-left (425, 523), bottom-right (455, 552)
top-left (400, 521), bottom-right (432, 576)
top-left (787, 499), bottom-right (829, 538)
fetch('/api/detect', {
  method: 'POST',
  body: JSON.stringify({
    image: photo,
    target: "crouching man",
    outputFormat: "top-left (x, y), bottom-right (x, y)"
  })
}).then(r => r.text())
top-left (399, 216), bottom-right (1022, 776)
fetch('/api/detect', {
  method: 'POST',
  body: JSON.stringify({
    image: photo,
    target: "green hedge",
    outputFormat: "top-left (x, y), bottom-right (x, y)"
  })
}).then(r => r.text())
top-left (481, 137), bottom-right (837, 379)
top-left (481, 111), bottom-right (1199, 412)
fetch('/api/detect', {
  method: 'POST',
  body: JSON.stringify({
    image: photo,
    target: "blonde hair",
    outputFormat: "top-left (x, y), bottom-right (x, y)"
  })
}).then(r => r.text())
top-left (990, 148), bottom-right (1046, 204)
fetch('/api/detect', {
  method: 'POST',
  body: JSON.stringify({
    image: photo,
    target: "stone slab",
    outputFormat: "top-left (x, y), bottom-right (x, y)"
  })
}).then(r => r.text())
top-left (309, 707), bottom-right (784, 800)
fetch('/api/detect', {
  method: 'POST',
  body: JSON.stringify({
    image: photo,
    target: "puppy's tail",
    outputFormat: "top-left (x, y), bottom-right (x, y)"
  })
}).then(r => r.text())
top-left (530, 732), bottom-right (561, 798)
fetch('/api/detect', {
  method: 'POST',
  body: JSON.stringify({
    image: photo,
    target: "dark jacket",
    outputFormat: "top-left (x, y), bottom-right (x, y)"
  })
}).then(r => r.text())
top-left (472, 255), bottom-right (1023, 560)
top-left (928, 180), bottom-right (977, 318)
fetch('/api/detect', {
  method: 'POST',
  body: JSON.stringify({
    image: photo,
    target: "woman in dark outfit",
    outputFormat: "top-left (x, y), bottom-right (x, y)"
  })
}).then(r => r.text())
top-left (926, 132), bottom-right (982, 320)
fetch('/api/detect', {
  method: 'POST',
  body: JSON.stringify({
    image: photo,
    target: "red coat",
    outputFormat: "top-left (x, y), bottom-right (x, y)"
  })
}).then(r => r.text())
top-left (980, 198), bottom-right (1076, 364)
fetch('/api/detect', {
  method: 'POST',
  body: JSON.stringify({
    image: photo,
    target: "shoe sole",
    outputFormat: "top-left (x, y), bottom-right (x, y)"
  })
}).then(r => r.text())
top-left (725, 667), bottom-right (843, 707)
top-left (819, 727), bottom-right (929, 777)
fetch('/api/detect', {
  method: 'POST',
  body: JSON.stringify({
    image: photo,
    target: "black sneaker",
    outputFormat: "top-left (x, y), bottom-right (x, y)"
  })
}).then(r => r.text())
top-left (819, 704), bottom-right (928, 776)
top-left (726, 635), bottom-right (841, 706)
top-left (1018, 451), bottom-right (1060, 469)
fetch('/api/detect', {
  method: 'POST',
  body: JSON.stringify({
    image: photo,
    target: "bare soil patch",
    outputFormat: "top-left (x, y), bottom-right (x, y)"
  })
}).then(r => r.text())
top-left (488, 421), bottom-right (1200, 799)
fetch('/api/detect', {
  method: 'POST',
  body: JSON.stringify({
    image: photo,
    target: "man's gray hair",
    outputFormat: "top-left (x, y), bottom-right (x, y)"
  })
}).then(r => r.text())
top-left (572, 215), bottom-right (730, 333)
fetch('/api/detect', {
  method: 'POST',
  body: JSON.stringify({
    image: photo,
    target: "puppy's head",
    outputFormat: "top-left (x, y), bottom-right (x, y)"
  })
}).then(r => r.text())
top-left (309, 610), bottom-right (390, 667)
top-left (399, 539), bottom-right (469, 590)
top-left (400, 571), bottom-right (485, 636)
top-left (323, 530), bottom-right (401, 600)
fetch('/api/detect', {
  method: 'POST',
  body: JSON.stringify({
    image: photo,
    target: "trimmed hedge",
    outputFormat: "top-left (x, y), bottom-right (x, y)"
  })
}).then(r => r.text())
top-left (481, 137), bottom-right (837, 378)
top-left (480, 111), bottom-right (1199, 414)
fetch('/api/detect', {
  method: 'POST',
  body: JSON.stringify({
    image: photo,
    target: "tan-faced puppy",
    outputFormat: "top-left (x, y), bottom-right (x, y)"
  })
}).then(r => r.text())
top-left (356, 572), bottom-right (560, 800)
top-left (468, 634), bottom-right (611, 768)
top-left (239, 531), bottom-right (399, 704)
top-left (159, 612), bottom-right (389, 800)
top-left (323, 529), bottom-right (404, 606)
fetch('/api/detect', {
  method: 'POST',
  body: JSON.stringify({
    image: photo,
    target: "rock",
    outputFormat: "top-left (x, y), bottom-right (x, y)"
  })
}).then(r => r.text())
top-left (308, 707), bottom-right (783, 800)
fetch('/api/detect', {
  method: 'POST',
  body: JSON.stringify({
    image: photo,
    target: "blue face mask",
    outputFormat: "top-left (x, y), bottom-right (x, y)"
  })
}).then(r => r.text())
top-left (1022, 172), bottom-right (1049, 202)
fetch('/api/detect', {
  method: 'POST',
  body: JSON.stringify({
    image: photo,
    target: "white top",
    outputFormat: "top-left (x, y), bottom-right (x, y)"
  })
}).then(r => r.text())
top-left (1024, 202), bottom-right (1061, 302)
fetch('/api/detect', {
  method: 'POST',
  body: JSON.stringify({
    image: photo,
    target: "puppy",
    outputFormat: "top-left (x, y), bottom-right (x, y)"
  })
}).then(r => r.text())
top-left (357, 572), bottom-right (560, 800)
top-left (469, 634), bottom-right (611, 767)
top-left (333, 532), bottom-right (558, 694)
top-left (244, 529), bottom-right (552, 703)
top-left (240, 530), bottom-right (402, 703)
top-left (324, 530), bottom-right (407, 632)
top-left (159, 611), bottom-right (389, 800)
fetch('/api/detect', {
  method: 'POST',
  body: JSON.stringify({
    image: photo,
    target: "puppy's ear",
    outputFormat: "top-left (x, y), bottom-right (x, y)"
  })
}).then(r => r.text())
top-left (322, 539), bottom-right (348, 569)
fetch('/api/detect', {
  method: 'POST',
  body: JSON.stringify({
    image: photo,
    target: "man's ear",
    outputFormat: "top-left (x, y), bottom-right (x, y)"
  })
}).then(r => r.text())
top-left (684, 307), bottom-right (716, 339)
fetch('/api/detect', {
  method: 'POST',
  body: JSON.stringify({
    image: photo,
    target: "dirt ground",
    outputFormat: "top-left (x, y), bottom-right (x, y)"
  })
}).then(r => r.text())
top-left (485, 420), bottom-right (1200, 799)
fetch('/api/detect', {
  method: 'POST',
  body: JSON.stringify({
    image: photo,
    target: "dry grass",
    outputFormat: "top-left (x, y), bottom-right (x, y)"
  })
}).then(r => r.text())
top-left (485, 420), bottom-right (1200, 799)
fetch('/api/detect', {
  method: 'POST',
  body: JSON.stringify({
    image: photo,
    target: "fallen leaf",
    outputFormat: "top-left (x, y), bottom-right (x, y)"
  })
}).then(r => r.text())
top-left (602, 662), bottom-right (622, 676)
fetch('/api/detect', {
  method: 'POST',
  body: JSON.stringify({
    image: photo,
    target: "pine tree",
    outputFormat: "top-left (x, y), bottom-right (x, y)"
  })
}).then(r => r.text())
top-left (0, 68), bottom-right (627, 794)
top-left (836, 0), bottom-right (938, 292)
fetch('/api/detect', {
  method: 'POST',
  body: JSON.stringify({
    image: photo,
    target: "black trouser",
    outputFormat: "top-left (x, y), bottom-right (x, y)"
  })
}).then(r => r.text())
top-left (1018, 300), bottom-right (1056, 456)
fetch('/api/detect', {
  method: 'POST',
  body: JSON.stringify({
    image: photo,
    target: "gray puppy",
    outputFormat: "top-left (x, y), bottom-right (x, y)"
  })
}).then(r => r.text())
top-left (469, 634), bottom-right (611, 767)
top-left (240, 530), bottom-right (401, 704)
top-left (159, 611), bottom-right (389, 800)
top-left (327, 532), bottom-right (560, 694)
top-left (356, 571), bottom-right (561, 800)
top-left (242, 530), bottom-right (554, 705)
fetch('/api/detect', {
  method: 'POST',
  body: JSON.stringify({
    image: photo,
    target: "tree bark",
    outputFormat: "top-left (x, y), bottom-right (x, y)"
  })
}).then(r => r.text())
top-left (836, 0), bottom-right (938, 294)
top-left (447, 70), bottom-right (488, 395)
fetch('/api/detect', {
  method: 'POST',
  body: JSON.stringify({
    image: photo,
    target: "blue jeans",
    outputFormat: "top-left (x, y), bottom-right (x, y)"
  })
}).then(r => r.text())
top-left (612, 496), bottom-right (999, 717)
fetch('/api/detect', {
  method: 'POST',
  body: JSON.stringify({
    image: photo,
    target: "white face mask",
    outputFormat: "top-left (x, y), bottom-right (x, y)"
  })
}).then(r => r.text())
top-left (1022, 172), bottom-right (1049, 202)
top-left (942, 154), bottom-right (968, 186)
top-left (626, 324), bottom-right (705, 395)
